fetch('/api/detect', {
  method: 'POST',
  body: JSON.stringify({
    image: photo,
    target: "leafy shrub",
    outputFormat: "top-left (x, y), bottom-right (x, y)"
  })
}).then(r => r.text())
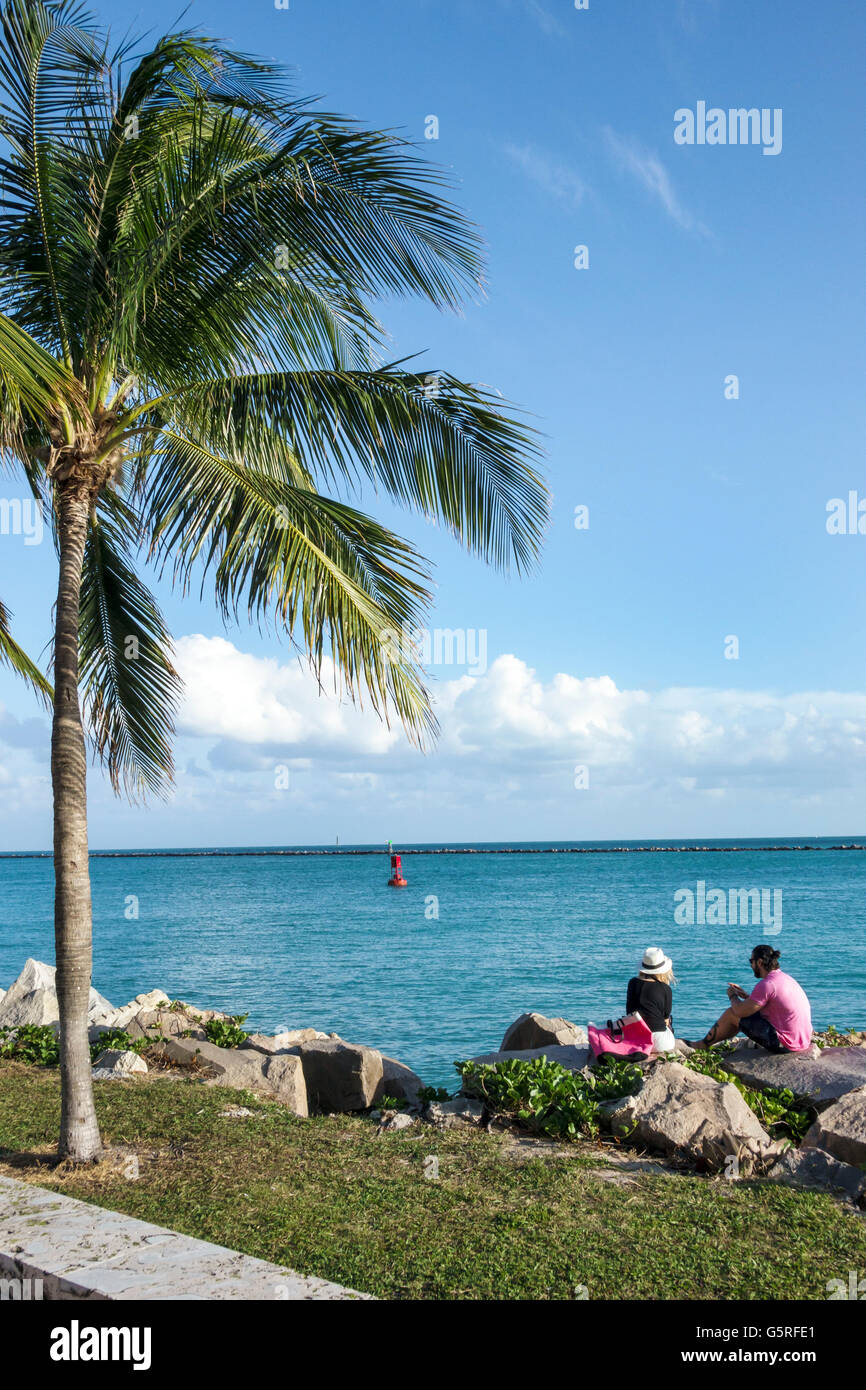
top-left (677, 1050), bottom-right (813, 1142)
top-left (753, 1086), bottom-right (813, 1143)
top-left (816, 1025), bottom-right (862, 1048)
top-left (591, 1054), bottom-right (647, 1101)
top-left (203, 1015), bottom-right (249, 1049)
top-left (376, 1094), bottom-right (407, 1111)
top-left (1, 1024), bottom-right (164, 1068)
top-left (88, 1029), bottom-right (149, 1064)
top-left (0, 1024), bottom-right (60, 1066)
top-left (455, 1055), bottom-right (643, 1142)
top-left (417, 1085), bottom-right (451, 1103)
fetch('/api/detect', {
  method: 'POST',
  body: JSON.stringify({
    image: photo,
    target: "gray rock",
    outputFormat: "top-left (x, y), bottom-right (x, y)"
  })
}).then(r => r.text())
top-left (377, 1055), bottom-right (425, 1105)
top-left (88, 1021), bottom-right (124, 1044)
top-left (378, 1111), bottom-right (417, 1132)
top-left (465, 1044), bottom-right (591, 1072)
top-left (262, 1054), bottom-right (310, 1112)
top-left (425, 1098), bottom-right (485, 1129)
top-left (156, 1037), bottom-right (308, 1116)
top-left (85, 991), bottom-right (116, 1026)
top-left (0, 959), bottom-right (113, 1029)
top-left (722, 1046), bottom-right (866, 1106)
top-left (767, 1145), bottom-right (866, 1203)
top-left (124, 1003), bottom-right (227, 1042)
top-left (242, 1028), bottom-right (325, 1054)
top-left (0, 984), bottom-right (57, 1027)
top-left (295, 1040), bottom-right (383, 1112)
top-left (103, 990), bottom-right (171, 1031)
top-left (802, 1085), bottom-right (866, 1168)
top-left (604, 1061), bottom-right (771, 1171)
top-left (500, 1012), bottom-right (589, 1052)
top-left (91, 1049), bottom-right (147, 1080)
top-left (727, 1039), bottom-right (822, 1060)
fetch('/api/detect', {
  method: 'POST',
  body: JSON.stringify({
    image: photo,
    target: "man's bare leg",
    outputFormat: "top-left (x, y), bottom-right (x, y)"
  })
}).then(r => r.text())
top-left (689, 1007), bottom-right (742, 1049)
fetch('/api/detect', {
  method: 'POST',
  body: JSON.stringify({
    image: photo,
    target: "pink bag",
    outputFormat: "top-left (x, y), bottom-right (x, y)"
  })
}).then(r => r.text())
top-left (588, 1012), bottom-right (654, 1060)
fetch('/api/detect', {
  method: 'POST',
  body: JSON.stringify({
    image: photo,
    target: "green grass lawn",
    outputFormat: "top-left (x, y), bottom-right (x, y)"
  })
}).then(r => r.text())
top-left (1, 1060), bottom-right (864, 1300)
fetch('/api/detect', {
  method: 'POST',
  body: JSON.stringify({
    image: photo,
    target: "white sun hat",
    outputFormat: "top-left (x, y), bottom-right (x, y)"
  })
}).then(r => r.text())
top-left (640, 947), bottom-right (673, 976)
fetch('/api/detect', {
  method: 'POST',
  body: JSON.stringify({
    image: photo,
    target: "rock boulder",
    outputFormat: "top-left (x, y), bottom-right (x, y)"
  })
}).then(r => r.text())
top-left (376, 1056), bottom-right (425, 1106)
top-left (604, 1061), bottom-right (771, 1171)
top-left (104, 990), bottom-right (171, 1031)
top-left (722, 1046), bottom-right (866, 1106)
top-left (767, 1145), bottom-right (866, 1203)
top-left (242, 1028), bottom-right (326, 1054)
top-left (425, 1098), bottom-right (485, 1129)
top-left (91, 1049), bottom-right (147, 1080)
top-left (156, 1037), bottom-right (308, 1116)
top-left (125, 1003), bottom-right (227, 1043)
top-left (500, 1013), bottom-right (588, 1052)
top-left (295, 1040), bottom-right (383, 1112)
top-left (802, 1086), bottom-right (866, 1168)
top-left (0, 959), bottom-right (113, 1029)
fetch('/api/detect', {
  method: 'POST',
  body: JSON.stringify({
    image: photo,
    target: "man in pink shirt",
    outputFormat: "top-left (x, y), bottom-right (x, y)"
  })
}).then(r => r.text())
top-left (688, 945), bottom-right (813, 1053)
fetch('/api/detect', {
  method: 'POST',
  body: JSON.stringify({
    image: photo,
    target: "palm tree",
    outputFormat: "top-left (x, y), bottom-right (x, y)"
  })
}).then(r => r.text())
top-left (0, 0), bottom-right (548, 1161)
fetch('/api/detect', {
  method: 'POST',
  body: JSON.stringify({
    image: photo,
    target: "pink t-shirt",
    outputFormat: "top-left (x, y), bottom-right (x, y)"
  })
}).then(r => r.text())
top-left (749, 970), bottom-right (812, 1051)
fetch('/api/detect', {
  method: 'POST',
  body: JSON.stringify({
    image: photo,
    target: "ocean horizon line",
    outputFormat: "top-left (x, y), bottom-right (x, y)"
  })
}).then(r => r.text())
top-left (3, 836), bottom-right (866, 860)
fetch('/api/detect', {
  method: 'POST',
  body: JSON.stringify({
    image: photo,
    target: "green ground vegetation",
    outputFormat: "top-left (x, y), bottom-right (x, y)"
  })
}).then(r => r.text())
top-left (1, 1060), bottom-right (864, 1301)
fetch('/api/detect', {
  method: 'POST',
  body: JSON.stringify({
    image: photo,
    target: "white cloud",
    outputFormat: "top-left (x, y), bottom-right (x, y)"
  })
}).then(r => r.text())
top-left (503, 143), bottom-right (587, 207)
top-left (5, 642), bottom-right (866, 845)
top-left (497, 0), bottom-right (567, 38)
top-left (174, 634), bottom-right (399, 757)
top-left (523, 1), bottom-right (566, 38)
top-left (603, 127), bottom-right (709, 236)
top-left (173, 638), bottom-right (866, 790)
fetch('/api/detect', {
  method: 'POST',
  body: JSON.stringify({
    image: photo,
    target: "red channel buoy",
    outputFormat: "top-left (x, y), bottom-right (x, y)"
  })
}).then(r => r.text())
top-left (387, 851), bottom-right (407, 887)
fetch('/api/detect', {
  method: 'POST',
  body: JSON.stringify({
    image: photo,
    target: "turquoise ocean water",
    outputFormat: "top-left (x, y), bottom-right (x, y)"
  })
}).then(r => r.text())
top-left (1, 839), bottom-right (864, 1088)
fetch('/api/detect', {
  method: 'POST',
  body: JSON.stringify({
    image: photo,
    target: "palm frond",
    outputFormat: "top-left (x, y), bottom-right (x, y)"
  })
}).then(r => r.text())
top-left (91, 92), bottom-right (485, 385)
top-left (0, 310), bottom-right (81, 438)
top-left (79, 509), bottom-right (181, 798)
top-left (157, 367), bottom-right (548, 574)
top-left (0, 0), bottom-right (112, 361)
top-left (0, 595), bottom-right (51, 702)
top-left (141, 430), bottom-right (438, 744)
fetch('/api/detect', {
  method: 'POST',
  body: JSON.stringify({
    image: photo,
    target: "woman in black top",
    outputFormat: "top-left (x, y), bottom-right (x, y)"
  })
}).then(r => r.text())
top-left (626, 947), bottom-right (676, 1052)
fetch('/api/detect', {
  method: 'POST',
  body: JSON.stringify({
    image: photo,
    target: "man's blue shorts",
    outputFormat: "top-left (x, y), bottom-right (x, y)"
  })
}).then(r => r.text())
top-left (740, 1011), bottom-right (787, 1053)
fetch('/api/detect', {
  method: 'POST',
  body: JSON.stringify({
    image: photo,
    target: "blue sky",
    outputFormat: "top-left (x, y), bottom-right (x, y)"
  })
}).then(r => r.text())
top-left (1, 0), bottom-right (866, 848)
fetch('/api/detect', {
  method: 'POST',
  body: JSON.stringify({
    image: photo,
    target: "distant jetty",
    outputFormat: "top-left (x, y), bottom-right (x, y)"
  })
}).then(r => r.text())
top-left (3, 843), bottom-right (866, 860)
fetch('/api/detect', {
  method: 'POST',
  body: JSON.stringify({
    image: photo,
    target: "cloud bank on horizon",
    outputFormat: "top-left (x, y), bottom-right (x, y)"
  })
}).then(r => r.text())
top-left (2, 634), bottom-right (865, 848)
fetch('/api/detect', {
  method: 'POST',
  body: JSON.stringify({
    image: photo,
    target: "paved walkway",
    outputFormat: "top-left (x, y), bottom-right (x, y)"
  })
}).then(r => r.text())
top-left (0, 1174), bottom-right (372, 1300)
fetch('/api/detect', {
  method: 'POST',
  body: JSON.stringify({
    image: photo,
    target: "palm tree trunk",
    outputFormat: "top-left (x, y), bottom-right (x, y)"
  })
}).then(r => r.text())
top-left (52, 483), bottom-right (101, 1162)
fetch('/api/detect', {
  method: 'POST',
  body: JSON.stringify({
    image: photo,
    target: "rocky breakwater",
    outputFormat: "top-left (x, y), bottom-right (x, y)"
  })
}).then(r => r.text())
top-left (455, 1010), bottom-right (866, 1202)
top-left (3, 960), bottom-right (865, 1199)
top-left (0, 960), bottom-right (427, 1122)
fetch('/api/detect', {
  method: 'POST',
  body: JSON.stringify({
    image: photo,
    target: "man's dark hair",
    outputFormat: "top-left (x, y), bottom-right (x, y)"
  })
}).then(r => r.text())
top-left (751, 944), bottom-right (781, 970)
